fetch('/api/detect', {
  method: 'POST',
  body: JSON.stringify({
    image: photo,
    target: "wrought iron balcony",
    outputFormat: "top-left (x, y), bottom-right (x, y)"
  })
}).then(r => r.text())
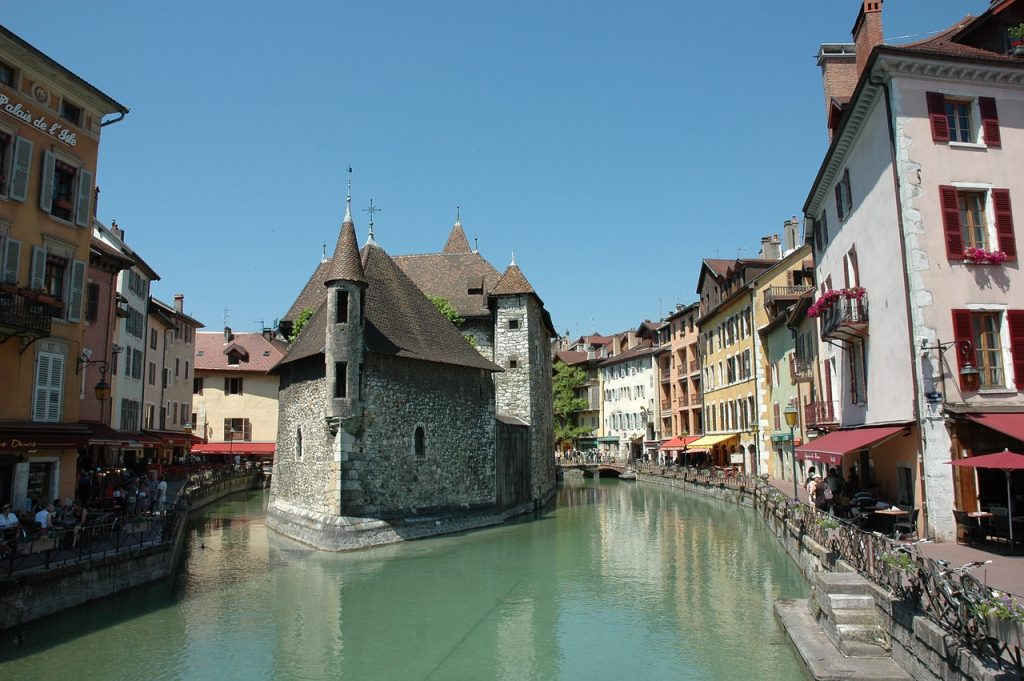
top-left (0, 286), bottom-right (58, 340)
top-left (789, 356), bottom-right (814, 383)
top-left (661, 369), bottom-right (672, 382)
top-left (804, 401), bottom-right (837, 428)
top-left (819, 294), bottom-right (868, 342)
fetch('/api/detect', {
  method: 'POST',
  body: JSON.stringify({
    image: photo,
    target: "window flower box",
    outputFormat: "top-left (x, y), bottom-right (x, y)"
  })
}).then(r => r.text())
top-left (986, 615), bottom-right (1024, 648)
top-left (963, 247), bottom-right (1008, 265)
top-left (807, 287), bottom-right (866, 318)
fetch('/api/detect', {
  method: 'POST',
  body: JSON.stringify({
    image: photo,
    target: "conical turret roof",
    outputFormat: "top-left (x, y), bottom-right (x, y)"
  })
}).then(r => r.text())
top-left (491, 262), bottom-right (535, 296)
top-left (442, 221), bottom-right (472, 254)
top-left (324, 219), bottom-right (367, 285)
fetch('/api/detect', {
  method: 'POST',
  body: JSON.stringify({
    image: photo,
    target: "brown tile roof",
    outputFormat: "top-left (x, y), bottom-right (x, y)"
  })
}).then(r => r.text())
top-left (281, 244), bottom-right (501, 372)
top-left (442, 222), bottom-right (472, 254)
top-left (391, 252), bottom-right (499, 319)
top-left (598, 339), bottom-right (655, 367)
top-left (702, 258), bottom-right (735, 278)
top-left (324, 219), bottom-right (367, 285)
top-left (491, 263), bottom-right (535, 296)
top-left (282, 260), bottom-right (330, 322)
top-left (554, 350), bottom-right (588, 366)
top-left (195, 331), bottom-right (286, 373)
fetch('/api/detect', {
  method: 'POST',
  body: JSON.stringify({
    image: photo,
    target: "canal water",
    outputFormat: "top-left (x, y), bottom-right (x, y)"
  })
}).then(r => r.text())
top-left (0, 478), bottom-right (809, 681)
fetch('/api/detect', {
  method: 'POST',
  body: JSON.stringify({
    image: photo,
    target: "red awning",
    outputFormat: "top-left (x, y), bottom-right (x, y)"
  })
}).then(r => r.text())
top-left (0, 428), bottom-right (90, 450)
top-left (86, 423), bottom-right (134, 446)
top-left (795, 425), bottom-right (908, 467)
top-left (966, 413), bottom-right (1024, 444)
top-left (143, 430), bottom-right (193, 447)
top-left (659, 436), bottom-right (703, 450)
top-left (131, 433), bottom-right (164, 446)
top-left (190, 442), bottom-right (275, 456)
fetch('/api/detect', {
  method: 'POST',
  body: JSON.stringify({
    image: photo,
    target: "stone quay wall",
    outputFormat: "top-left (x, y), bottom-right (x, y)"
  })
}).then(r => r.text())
top-left (637, 471), bottom-right (1012, 681)
top-left (0, 473), bottom-right (256, 630)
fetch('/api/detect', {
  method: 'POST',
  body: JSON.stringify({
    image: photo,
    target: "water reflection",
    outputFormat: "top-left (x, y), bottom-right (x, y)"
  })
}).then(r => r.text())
top-left (0, 480), bottom-right (808, 681)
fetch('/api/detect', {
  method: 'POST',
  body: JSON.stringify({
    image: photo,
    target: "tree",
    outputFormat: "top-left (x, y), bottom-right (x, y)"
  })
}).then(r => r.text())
top-left (553, 361), bottom-right (590, 449)
top-left (428, 295), bottom-right (464, 326)
top-left (289, 307), bottom-right (314, 343)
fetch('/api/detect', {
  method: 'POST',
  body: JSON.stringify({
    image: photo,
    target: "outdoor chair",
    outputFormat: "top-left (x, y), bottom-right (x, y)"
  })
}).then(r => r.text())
top-left (953, 510), bottom-right (984, 544)
top-left (894, 508), bottom-right (919, 537)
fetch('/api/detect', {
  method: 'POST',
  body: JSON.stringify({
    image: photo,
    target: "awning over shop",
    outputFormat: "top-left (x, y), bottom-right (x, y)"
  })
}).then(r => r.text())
top-left (966, 413), bottom-right (1024, 444)
top-left (190, 442), bottom-right (275, 456)
top-left (86, 423), bottom-right (133, 446)
top-left (687, 434), bottom-right (738, 449)
top-left (143, 430), bottom-right (195, 447)
top-left (795, 425), bottom-right (908, 467)
top-left (660, 435), bottom-right (703, 450)
top-left (0, 426), bottom-right (90, 450)
top-left (131, 432), bottom-right (164, 447)
top-left (596, 436), bottom-right (619, 443)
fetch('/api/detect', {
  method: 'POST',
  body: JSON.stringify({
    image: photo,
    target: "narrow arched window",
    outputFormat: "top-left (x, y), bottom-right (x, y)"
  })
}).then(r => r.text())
top-left (296, 427), bottom-right (303, 461)
top-left (414, 425), bottom-right (426, 459)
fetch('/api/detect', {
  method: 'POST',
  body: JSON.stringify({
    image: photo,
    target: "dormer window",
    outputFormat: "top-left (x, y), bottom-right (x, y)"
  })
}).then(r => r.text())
top-left (227, 352), bottom-right (240, 365)
top-left (60, 99), bottom-right (82, 126)
top-left (466, 276), bottom-right (484, 295)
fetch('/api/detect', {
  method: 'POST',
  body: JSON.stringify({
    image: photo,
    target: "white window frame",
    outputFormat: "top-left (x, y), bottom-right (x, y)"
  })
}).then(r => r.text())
top-left (965, 303), bottom-right (1015, 391)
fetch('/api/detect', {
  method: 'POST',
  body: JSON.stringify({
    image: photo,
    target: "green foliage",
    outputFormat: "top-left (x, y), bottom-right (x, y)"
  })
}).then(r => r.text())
top-left (463, 334), bottom-right (478, 348)
top-left (553, 361), bottom-right (590, 448)
top-left (429, 295), bottom-right (464, 326)
top-left (815, 515), bottom-right (839, 530)
top-left (880, 550), bottom-right (915, 573)
top-left (1009, 23), bottom-right (1024, 41)
top-left (289, 307), bottom-right (314, 343)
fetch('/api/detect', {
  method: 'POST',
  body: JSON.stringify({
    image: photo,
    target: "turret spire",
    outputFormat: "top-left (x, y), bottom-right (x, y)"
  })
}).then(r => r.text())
top-left (363, 198), bottom-right (380, 245)
top-left (343, 166), bottom-right (353, 224)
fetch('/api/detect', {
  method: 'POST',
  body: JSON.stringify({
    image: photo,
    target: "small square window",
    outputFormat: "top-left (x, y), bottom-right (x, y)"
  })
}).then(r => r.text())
top-left (0, 60), bottom-right (15, 88)
top-left (60, 99), bottom-right (82, 126)
top-left (508, 357), bottom-right (519, 369)
top-left (508, 319), bottom-right (520, 330)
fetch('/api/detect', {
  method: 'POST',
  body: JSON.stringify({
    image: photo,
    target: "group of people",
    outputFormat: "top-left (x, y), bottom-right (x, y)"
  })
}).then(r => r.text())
top-left (806, 465), bottom-right (859, 513)
top-left (98, 475), bottom-right (169, 516)
top-left (0, 498), bottom-right (91, 554)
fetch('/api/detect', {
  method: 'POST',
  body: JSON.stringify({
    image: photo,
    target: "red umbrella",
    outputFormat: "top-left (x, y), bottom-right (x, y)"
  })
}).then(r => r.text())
top-left (948, 449), bottom-right (1024, 547)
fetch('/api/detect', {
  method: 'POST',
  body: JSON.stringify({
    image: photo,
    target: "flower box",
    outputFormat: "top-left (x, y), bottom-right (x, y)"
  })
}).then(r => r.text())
top-left (986, 615), bottom-right (1024, 649)
top-left (963, 247), bottom-right (1008, 265)
top-left (808, 287), bottom-right (866, 318)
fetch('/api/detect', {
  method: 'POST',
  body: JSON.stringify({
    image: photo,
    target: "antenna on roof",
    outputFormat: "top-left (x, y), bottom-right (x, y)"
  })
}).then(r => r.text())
top-left (223, 306), bottom-right (231, 328)
top-left (363, 198), bottom-right (380, 244)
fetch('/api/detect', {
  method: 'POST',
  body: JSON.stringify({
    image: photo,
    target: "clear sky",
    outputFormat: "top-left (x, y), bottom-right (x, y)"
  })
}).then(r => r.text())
top-left (5, 0), bottom-right (981, 338)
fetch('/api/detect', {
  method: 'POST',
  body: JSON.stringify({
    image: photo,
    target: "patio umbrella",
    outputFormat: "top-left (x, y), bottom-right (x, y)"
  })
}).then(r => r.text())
top-left (947, 448), bottom-right (1024, 547)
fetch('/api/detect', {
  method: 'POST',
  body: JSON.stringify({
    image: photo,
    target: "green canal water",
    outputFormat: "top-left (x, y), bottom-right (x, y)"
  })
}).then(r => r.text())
top-left (0, 479), bottom-right (809, 681)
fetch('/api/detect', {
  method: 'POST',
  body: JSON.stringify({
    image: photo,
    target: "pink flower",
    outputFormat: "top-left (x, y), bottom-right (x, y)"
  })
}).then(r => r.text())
top-left (964, 247), bottom-right (1008, 265)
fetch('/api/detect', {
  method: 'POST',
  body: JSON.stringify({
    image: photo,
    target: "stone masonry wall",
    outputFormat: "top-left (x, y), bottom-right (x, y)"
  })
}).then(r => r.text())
top-left (358, 354), bottom-right (496, 515)
top-left (462, 317), bottom-right (494, 360)
top-left (493, 296), bottom-right (530, 421)
top-left (525, 297), bottom-right (556, 503)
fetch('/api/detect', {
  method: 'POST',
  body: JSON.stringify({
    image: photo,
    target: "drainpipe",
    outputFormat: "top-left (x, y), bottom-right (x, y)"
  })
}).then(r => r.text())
top-left (876, 73), bottom-right (928, 535)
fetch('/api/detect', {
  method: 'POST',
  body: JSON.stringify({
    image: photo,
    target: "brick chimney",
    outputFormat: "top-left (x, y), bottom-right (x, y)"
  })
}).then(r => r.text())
top-left (853, 0), bottom-right (883, 79)
top-left (111, 219), bottom-right (125, 241)
top-left (173, 294), bottom-right (184, 313)
top-left (817, 44), bottom-right (856, 136)
top-left (224, 326), bottom-right (233, 343)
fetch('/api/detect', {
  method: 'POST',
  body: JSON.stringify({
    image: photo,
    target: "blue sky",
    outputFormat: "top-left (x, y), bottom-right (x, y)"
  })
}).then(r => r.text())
top-left (5, 0), bottom-right (980, 337)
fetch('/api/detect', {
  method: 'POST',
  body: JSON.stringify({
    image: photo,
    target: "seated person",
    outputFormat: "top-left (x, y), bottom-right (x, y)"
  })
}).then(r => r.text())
top-left (0, 503), bottom-right (19, 530)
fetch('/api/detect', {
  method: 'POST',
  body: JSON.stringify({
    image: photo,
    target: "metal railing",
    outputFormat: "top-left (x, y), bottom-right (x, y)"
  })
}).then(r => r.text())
top-left (804, 400), bottom-right (836, 427)
top-left (790, 355), bottom-right (814, 383)
top-left (0, 288), bottom-right (56, 336)
top-left (765, 285), bottom-right (815, 307)
top-left (820, 295), bottom-right (868, 339)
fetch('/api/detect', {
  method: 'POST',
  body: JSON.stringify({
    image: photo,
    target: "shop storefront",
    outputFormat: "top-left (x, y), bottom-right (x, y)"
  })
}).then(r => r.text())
top-left (949, 412), bottom-right (1024, 514)
top-left (795, 424), bottom-right (914, 503)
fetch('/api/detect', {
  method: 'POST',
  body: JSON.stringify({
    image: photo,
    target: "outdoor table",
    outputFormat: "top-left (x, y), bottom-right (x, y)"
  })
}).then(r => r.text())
top-left (874, 508), bottom-right (908, 537)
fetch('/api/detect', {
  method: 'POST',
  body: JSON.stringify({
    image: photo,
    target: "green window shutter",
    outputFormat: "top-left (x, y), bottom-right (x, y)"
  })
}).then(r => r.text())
top-left (75, 168), bottom-right (93, 227)
top-left (67, 258), bottom-right (86, 321)
top-left (10, 136), bottom-right (33, 202)
top-left (38, 150), bottom-right (55, 213)
top-left (2, 237), bottom-right (19, 284)
top-left (30, 246), bottom-right (46, 290)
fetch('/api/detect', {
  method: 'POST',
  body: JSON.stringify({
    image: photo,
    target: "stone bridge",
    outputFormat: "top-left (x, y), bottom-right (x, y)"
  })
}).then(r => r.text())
top-left (557, 462), bottom-right (631, 478)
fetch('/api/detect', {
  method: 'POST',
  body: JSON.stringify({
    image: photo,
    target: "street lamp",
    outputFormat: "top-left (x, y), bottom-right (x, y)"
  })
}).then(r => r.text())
top-left (784, 404), bottom-right (799, 500)
top-left (920, 338), bottom-right (981, 395)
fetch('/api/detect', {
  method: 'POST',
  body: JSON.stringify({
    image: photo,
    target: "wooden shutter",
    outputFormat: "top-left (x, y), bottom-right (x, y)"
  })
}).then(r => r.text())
top-left (978, 97), bottom-right (1000, 148)
top-left (2, 237), bottom-right (19, 284)
top-left (951, 309), bottom-right (974, 390)
top-left (33, 351), bottom-right (64, 422)
top-left (30, 246), bottom-right (46, 290)
top-left (834, 184), bottom-right (843, 221)
top-left (38, 150), bottom-right (55, 213)
top-left (10, 136), bottom-right (32, 202)
top-left (33, 352), bottom-right (51, 421)
top-left (67, 259), bottom-right (85, 321)
top-left (992, 189), bottom-right (1016, 260)
top-left (75, 168), bottom-right (93, 227)
top-left (85, 282), bottom-right (99, 321)
top-left (939, 185), bottom-right (964, 259)
top-left (926, 92), bottom-right (949, 142)
top-left (1008, 311), bottom-right (1024, 390)
top-left (243, 419), bottom-right (252, 441)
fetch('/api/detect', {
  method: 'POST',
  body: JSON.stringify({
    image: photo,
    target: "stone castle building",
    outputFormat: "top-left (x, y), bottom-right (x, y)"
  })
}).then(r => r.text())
top-left (267, 196), bottom-right (556, 550)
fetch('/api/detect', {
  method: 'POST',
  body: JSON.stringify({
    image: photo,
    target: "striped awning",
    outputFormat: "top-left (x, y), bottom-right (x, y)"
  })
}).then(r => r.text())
top-left (687, 433), bottom-right (738, 448)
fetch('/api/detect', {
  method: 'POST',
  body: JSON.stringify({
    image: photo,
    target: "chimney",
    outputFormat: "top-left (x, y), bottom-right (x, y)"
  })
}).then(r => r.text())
top-left (173, 294), bottom-right (184, 313)
top-left (627, 330), bottom-right (637, 348)
top-left (111, 219), bottom-right (125, 241)
top-left (817, 44), bottom-right (857, 137)
top-left (853, 1), bottom-right (883, 80)
top-left (224, 327), bottom-right (233, 343)
top-left (676, 303), bottom-right (683, 312)
top-left (783, 216), bottom-right (800, 253)
top-left (759, 235), bottom-right (782, 261)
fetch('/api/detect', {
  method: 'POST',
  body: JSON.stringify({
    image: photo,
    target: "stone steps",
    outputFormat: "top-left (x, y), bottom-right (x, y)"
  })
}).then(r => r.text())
top-left (775, 599), bottom-right (912, 681)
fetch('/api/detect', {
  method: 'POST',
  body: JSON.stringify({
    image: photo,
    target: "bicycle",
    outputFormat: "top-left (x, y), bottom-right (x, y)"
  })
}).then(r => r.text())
top-left (928, 558), bottom-right (1000, 656)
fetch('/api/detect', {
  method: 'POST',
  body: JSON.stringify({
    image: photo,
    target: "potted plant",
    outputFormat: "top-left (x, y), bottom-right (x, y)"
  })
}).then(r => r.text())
top-left (975, 591), bottom-right (1024, 648)
top-left (1009, 23), bottom-right (1024, 56)
top-left (964, 247), bottom-right (1009, 265)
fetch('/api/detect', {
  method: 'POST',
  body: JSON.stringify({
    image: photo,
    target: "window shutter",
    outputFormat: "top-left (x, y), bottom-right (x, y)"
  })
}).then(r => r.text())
top-left (926, 92), bottom-right (949, 142)
top-left (951, 309), bottom-right (974, 390)
top-left (1008, 311), bottom-right (1024, 390)
top-left (834, 184), bottom-right (843, 221)
top-left (978, 97), bottom-right (1001, 148)
top-left (939, 185), bottom-right (964, 259)
top-left (243, 420), bottom-right (252, 441)
top-left (30, 246), bottom-right (46, 289)
top-left (67, 258), bottom-right (85, 321)
top-left (38, 150), bottom-right (56, 213)
top-left (992, 189), bottom-right (1016, 260)
top-left (2, 237), bottom-right (19, 284)
top-left (75, 168), bottom-right (93, 227)
top-left (32, 351), bottom-right (64, 423)
top-left (33, 353), bottom-right (51, 421)
top-left (10, 136), bottom-right (33, 202)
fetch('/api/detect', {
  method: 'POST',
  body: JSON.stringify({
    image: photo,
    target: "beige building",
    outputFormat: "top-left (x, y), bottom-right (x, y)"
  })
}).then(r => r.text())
top-left (191, 328), bottom-right (285, 462)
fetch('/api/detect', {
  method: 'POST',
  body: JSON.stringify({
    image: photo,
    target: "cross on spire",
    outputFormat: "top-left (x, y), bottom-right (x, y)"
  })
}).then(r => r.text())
top-left (363, 198), bottom-right (381, 244)
top-left (455, 205), bottom-right (461, 225)
top-left (344, 166), bottom-right (353, 222)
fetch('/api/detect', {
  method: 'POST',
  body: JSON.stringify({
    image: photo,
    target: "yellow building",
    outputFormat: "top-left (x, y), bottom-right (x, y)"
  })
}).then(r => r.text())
top-left (0, 27), bottom-right (128, 509)
top-left (191, 328), bottom-right (286, 463)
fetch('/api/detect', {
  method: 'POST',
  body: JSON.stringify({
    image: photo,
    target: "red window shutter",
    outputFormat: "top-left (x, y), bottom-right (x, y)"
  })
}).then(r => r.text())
top-left (951, 309), bottom-right (974, 390)
top-left (1008, 311), bottom-right (1024, 390)
top-left (992, 188), bottom-right (1016, 260)
top-left (835, 184), bottom-right (843, 220)
top-left (940, 185), bottom-right (964, 259)
top-left (926, 92), bottom-right (950, 142)
top-left (978, 97), bottom-right (1001, 148)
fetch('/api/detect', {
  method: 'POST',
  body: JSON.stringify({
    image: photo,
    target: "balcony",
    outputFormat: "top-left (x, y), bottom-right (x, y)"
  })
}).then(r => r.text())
top-left (661, 369), bottom-right (671, 382)
top-left (0, 286), bottom-right (59, 341)
top-left (818, 293), bottom-right (868, 342)
top-left (805, 401), bottom-right (837, 428)
top-left (690, 393), bottom-right (701, 405)
top-left (789, 356), bottom-right (814, 383)
top-left (661, 409), bottom-right (672, 419)
top-left (765, 285), bottom-right (815, 308)
top-left (677, 394), bottom-right (689, 407)
top-left (689, 360), bottom-right (699, 373)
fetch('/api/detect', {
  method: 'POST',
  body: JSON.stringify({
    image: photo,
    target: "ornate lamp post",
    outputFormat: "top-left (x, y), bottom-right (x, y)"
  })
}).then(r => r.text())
top-left (784, 404), bottom-right (799, 500)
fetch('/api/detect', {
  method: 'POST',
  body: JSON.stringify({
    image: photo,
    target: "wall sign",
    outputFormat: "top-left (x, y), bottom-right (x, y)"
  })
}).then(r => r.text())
top-left (0, 93), bottom-right (78, 146)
